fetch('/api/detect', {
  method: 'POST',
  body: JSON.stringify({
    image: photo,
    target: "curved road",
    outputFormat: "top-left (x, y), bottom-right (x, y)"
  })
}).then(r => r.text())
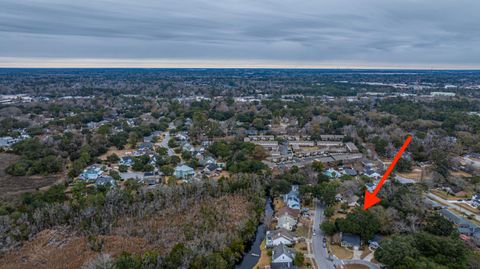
top-left (312, 199), bottom-right (380, 269)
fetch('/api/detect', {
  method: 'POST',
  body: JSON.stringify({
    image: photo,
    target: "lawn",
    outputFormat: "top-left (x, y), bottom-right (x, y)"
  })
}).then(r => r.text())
top-left (330, 244), bottom-right (353, 259)
top-left (431, 189), bottom-right (458, 200)
top-left (456, 202), bottom-right (480, 214)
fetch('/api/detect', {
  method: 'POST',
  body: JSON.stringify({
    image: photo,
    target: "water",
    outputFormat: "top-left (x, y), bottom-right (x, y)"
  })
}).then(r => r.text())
top-left (235, 197), bottom-right (273, 269)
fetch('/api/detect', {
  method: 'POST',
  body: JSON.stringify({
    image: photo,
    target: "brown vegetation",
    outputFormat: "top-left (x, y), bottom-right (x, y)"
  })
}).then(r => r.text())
top-left (0, 153), bottom-right (62, 200)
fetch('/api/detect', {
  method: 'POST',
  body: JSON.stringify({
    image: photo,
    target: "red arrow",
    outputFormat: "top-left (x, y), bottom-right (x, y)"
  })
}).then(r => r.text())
top-left (363, 135), bottom-right (412, 210)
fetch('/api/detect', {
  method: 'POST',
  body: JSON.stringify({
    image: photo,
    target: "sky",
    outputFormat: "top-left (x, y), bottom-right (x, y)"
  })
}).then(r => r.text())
top-left (1, 0), bottom-right (479, 68)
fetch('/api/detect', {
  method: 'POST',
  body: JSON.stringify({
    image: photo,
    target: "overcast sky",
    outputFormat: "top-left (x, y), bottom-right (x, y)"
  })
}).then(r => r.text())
top-left (1, 0), bottom-right (479, 68)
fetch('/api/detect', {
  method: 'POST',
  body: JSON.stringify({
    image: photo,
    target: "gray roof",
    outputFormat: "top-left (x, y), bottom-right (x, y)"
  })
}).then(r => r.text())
top-left (267, 229), bottom-right (295, 242)
top-left (341, 233), bottom-right (361, 246)
top-left (272, 244), bottom-right (294, 261)
top-left (440, 208), bottom-right (480, 235)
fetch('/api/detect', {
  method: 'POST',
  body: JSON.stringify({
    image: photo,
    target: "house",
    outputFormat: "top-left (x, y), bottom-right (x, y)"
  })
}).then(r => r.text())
top-left (364, 168), bottom-right (381, 179)
top-left (0, 136), bottom-right (16, 149)
top-left (79, 166), bottom-right (103, 181)
top-left (199, 156), bottom-right (217, 167)
top-left (368, 234), bottom-right (383, 250)
top-left (365, 182), bottom-right (377, 193)
top-left (440, 209), bottom-right (480, 236)
top-left (324, 168), bottom-right (341, 178)
top-left (120, 156), bottom-right (133, 166)
top-left (342, 167), bottom-right (357, 177)
top-left (182, 142), bottom-right (194, 153)
top-left (203, 163), bottom-right (221, 175)
top-left (138, 142), bottom-right (154, 151)
top-left (266, 229), bottom-right (295, 247)
top-left (341, 233), bottom-right (361, 250)
top-left (471, 193), bottom-right (480, 208)
top-left (272, 244), bottom-right (295, 264)
top-left (174, 164), bottom-right (195, 180)
top-left (345, 142), bottom-right (359, 153)
top-left (95, 176), bottom-right (115, 186)
top-left (142, 171), bottom-right (160, 185)
top-left (175, 133), bottom-right (188, 141)
top-left (276, 207), bottom-right (300, 231)
top-left (284, 185), bottom-right (301, 210)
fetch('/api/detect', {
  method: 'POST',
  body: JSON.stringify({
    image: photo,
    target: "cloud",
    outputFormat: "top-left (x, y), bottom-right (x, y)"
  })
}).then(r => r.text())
top-left (0, 0), bottom-right (479, 67)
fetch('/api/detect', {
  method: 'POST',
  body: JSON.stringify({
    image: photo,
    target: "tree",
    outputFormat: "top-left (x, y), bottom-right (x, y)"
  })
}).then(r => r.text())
top-left (313, 182), bottom-right (338, 206)
top-left (209, 141), bottom-right (231, 160)
top-left (163, 243), bottom-right (191, 269)
top-left (6, 161), bottom-right (29, 176)
top-left (373, 137), bottom-right (388, 156)
top-left (106, 153), bottom-right (120, 163)
top-left (396, 157), bottom-right (412, 172)
top-left (374, 235), bottom-right (419, 268)
top-left (324, 206), bottom-right (335, 218)
top-left (293, 252), bottom-right (304, 267)
top-left (115, 252), bottom-right (141, 269)
top-left (336, 209), bottom-right (380, 241)
top-left (317, 173), bottom-right (330, 184)
top-left (160, 165), bottom-right (174, 176)
top-left (424, 214), bottom-right (454, 236)
top-left (118, 165), bottom-right (128, 173)
top-left (320, 220), bottom-right (337, 236)
top-left (252, 146), bottom-right (268, 160)
top-left (109, 170), bottom-right (121, 181)
top-left (156, 147), bottom-right (168, 156)
top-left (312, 161), bottom-right (324, 172)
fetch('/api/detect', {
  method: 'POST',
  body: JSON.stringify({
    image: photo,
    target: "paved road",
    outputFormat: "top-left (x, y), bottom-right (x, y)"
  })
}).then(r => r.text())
top-left (312, 199), bottom-right (336, 269)
top-left (159, 132), bottom-right (175, 156)
top-left (427, 193), bottom-right (480, 221)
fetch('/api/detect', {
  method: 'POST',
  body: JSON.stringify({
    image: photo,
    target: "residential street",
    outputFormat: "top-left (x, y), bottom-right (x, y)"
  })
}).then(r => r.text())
top-left (312, 199), bottom-right (336, 269)
top-left (427, 192), bottom-right (480, 221)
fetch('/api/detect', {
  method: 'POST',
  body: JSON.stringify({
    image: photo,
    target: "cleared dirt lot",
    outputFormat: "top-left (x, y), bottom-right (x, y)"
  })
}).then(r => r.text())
top-left (0, 153), bottom-right (63, 200)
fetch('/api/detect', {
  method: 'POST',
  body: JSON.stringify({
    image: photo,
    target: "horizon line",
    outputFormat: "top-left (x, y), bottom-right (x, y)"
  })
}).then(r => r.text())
top-left (1, 57), bottom-right (480, 70)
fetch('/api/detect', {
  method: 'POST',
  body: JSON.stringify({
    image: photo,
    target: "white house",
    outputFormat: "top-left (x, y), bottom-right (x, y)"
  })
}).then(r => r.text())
top-left (272, 244), bottom-right (295, 264)
top-left (266, 229), bottom-right (295, 247)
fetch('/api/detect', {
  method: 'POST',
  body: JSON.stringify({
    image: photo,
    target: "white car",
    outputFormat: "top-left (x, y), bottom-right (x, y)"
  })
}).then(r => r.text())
top-left (313, 231), bottom-right (317, 236)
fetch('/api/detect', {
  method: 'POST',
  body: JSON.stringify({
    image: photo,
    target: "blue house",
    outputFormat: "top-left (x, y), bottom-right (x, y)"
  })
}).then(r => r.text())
top-left (120, 156), bottom-right (133, 166)
top-left (174, 164), bottom-right (195, 180)
top-left (324, 168), bottom-right (341, 179)
top-left (79, 166), bottom-right (103, 181)
top-left (284, 185), bottom-right (301, 210)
